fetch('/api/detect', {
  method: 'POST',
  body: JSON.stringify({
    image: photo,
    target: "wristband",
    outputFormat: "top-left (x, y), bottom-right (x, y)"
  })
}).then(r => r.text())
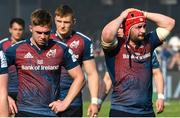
top-left (98, 98), bottom-right (102, 105)
top-left (91, 97), bottom-right (98, 105)
top-left (158, 93), bottom-right (165, 100)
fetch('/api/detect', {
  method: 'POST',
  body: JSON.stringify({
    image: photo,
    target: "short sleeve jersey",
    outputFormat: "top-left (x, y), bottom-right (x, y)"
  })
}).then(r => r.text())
top-left (5, 38), bottom-right (78, 116)
top-left (103, 31), bottom-right (162, 114)
top-left (0, 50), bottom-right (8, 74)
top-left (51, 31), bottom-right (94, 106)
top-left (0, 38), bottom-right (20, 93)
top-left (152, 50), bottom-right (160, 69)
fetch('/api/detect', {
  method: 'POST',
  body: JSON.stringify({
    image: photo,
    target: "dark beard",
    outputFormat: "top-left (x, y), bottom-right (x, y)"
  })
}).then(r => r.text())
top-left (135, 40), bottom-right (142, 49)
top-left (131, 39), bottom-right (143, 49)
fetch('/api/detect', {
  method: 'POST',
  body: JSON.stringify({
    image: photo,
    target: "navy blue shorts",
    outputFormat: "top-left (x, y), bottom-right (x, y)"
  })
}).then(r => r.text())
top-left (109, 109), bottom-right (155, 117)
top-left (57, 106), bottom-right (82, 117)
top-left (15, 111), bottom-right (54, 117)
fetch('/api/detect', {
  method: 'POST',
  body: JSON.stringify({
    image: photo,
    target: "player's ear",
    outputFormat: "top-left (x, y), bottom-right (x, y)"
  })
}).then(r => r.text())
top-left (29, 25), bottom-right (32, 32)
top-left (9, 28), bottom-right (12, 34)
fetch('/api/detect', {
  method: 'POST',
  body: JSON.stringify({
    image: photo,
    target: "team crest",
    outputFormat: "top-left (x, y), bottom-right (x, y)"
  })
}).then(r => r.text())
top-left (46, 49), bottom-right (56, 58)
top-left (0, 51), bottom-right (7, 68)
top-left (70, 40), bottom-right (79, 49)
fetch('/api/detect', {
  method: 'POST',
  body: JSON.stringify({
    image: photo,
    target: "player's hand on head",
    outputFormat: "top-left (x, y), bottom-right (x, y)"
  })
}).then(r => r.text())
top-left (156, 99), bottom-right (164, 114)
top-left (120, 8), bottom-right (142, 19)
top-left (125, 8), bottom-right (141, 13)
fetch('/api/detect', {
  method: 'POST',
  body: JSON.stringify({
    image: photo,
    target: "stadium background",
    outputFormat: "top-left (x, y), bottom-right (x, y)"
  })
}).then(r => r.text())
top-left (0, 0), bottom-right (179, 116)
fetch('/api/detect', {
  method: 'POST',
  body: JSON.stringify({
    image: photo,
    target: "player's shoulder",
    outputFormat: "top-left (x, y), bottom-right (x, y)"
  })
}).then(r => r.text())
top-left (145, 30), bottom-right (158, 39)
top-left (75, 31), bottom-right (92, 42)
top-left (12, 39), bottom-right (26, 47)
top-left (0, 37), bottom-right (9, 44)
top-left (8, 39), bottom-right (27, 51)
top-left (52, 39), bottom-right (68, 49)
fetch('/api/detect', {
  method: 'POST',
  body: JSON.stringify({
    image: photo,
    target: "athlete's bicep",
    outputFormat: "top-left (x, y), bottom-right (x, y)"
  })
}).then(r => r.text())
top-left (67, 65), bottom-right (84, 80)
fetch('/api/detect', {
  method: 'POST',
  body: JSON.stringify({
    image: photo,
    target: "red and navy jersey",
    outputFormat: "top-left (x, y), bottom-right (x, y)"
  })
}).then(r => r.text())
top-left (5, 38), bottom-right (78, 116)
top-left (103, 31), bottom-right (162, 114)
top-left (0, 50), bottom-right (8, 74)
top-left (51, 30), bottom-right (94, 106)
top-left (152, 50), bottom-right (160, 69)
top-left (0, 38), bottom-right (19, 93)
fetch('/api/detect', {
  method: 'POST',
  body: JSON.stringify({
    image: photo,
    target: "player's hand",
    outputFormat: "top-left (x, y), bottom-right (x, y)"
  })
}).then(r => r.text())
top-left (87, 103), bottom-right (98, 117)
top-left (49, 99), bottom-right (69, 113)
top-left (120, 8), bottom-right (141, 19)
top-left (156, 99), bottom-right (164, 114)
top-left (8, 96), bottom-right (18, 114)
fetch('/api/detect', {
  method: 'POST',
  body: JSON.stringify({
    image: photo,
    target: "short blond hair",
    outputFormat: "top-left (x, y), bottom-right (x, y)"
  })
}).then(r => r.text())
top-left (55, 5), bottom-right (75, 19)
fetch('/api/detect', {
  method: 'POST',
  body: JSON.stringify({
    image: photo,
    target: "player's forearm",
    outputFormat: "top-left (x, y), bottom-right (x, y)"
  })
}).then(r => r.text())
top-left (0, 89), bottom-right (9, 116)
top-left (145, 11), bottom-right (175, 32)
top-left (154, 76), bottom-right (164, 94)
top-left (83, 59), bottom-right (99, 103)
top-left (88, 73), bottom-right (99, 99)
top-left (98, 77), bottom-right (112, 105)
top-left (64, 76), bottom-right (84, 106)
top-left (0, 74), bottom-right (9, 116)
top-left (103, 72), bottom-right (112, 95)
top-left (105, 81), bottom-right (112, 95)
top-left (0, 96), bottom-right (9, 116)
top-left (98, 89), bottom-right (111, 106)
top-left (154, 70), bottom-right (164, 94)
top-left (99, 86), bottom-right (110, 102)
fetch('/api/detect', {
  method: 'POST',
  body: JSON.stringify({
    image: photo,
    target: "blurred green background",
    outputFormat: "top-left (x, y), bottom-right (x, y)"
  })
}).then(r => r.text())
top-left (83, 93), bottom-right (180, 117)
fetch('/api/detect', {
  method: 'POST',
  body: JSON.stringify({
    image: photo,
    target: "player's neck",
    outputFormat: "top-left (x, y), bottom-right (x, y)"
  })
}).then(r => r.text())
top-left (30, 37), bottom-right (46, 50)
top-left (129, 40), bottom-right (142, 48)
top-left (56, 30), bottom-right (72, 40)
top-left (10, 37), bottom-right (19, 44)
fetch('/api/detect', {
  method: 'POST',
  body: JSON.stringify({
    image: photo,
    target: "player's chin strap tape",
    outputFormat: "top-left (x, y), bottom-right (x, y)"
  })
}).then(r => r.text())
top-left (101, 38), bottom-right (118, 50)
top-left (156, 27), bottom-right (170, 41)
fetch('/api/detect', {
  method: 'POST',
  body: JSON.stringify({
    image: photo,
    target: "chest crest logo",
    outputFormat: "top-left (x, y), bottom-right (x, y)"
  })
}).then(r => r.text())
top-left (46, 49), bottom-right (56, 58)
top-left (69, 40), bottom-right (79, 49)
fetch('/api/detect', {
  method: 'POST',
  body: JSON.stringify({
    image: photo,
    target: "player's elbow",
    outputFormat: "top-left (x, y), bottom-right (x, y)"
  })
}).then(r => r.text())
top-left (166, 18), bottom-right (175, 31)
top-left (77, 73), bottom-right (84, 83)
top-left (101, 29), bottom-right (115, 43)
